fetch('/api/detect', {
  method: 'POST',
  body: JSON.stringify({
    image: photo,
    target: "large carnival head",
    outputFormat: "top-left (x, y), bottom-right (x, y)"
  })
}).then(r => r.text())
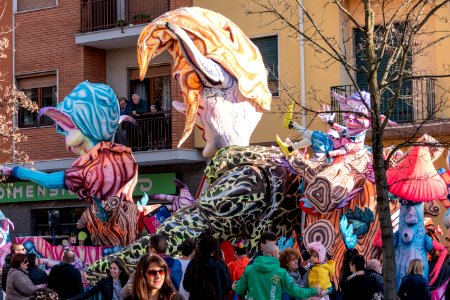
top-left (39, 81), bottom-right (120, 156)
top-left (332, 91), bottom-right (371, 136)
top-left (0, 211), bottom-right (14, 248)
top-left (137, 7), bottom-right (271, 157)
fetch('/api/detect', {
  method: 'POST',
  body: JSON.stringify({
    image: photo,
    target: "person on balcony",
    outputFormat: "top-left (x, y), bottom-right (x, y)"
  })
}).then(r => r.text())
top-left (119, 97), bottom-right (131, 116)
top-left (130, 94), bottom-right (147, 116)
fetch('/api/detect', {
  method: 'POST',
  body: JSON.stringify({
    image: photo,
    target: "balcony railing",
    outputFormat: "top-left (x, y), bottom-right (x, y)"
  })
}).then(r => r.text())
top-left (330, 78), bottom-right (437, 124)
top-left (114, 113), bottom-right (172, 152)
top-left (80, 0), bottom-right (170, 33)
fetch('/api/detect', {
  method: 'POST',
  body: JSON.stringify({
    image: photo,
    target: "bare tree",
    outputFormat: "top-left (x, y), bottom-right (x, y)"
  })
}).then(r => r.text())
top-left (246, 1), bottom-right (450, 299)
top-left (0, 1), bottom-right (37, 167)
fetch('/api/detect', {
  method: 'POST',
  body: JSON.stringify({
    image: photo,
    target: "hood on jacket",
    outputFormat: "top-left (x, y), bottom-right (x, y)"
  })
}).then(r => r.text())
top-left (307, 242), bottom-right (327, 263)
top-left (252, 255), bottom-right (280, 273)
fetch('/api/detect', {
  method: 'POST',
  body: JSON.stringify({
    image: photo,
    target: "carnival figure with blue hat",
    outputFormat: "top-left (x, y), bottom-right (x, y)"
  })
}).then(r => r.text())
top-left (0, 81), bottom-right (138, 246)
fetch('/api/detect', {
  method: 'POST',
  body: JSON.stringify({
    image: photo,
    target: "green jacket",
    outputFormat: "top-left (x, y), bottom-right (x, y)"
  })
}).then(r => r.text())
top-left (235, 255), bottom-right (318, 300)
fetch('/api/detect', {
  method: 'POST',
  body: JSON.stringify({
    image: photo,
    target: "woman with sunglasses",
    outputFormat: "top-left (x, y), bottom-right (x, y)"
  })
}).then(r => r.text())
top-left (127, 254), bottom-right (183, 300)
top-left (6, 253), bottom-right (45, 300)
top-left (71, 259), bottom-right (130, 300)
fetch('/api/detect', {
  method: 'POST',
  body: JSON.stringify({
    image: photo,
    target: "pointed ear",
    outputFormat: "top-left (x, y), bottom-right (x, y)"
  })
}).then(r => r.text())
top-left (6, 219), bottom-right (14, 231)
top-left (38, 107), bottom-right (76, 132)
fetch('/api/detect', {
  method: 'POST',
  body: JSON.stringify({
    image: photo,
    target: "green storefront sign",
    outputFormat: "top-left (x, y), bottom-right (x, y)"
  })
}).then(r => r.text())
top-left (0, 173), bottom-right (176, 203)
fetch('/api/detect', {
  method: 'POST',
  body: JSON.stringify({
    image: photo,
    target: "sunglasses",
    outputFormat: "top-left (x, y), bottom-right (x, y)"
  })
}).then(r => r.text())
top-left (22, 260), bottom-right (28, 264)
top-left (146, 268), bottom-right (165, 277)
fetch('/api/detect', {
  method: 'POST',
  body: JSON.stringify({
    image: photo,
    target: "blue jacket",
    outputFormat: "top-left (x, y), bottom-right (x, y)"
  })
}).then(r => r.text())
top-left (397, 274), bottom-right (431, 300)
top-left (163, 255), bottom-right (183, 290)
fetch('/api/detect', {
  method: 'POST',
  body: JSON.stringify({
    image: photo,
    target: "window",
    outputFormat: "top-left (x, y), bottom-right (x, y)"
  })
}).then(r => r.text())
top-left (354, 24), bottom-right (413, 123)
top-left (32, 207), bottom-right (85, 237)
top-left (17, 0), bottom-right (57, 12)
top-left (129, 65), bottom-right (171, 111)
top-left (251, 35), bottom-right (279, 96)
top-left (17, 73), bottom-right (57, 128)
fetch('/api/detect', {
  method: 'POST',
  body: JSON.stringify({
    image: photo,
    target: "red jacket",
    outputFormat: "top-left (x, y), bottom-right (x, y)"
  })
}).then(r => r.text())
top-left (228, 256), bottom-right (250, 282)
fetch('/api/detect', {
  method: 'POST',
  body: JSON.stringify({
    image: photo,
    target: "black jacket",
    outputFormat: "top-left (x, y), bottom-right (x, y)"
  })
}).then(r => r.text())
top-left (28, 267), bottom-right (48, 285)
top-left (70, 277), bottom-right (127, 300)
top-left (1, 253), bottom-right (12, 292)
top-left (341, 273), bottom-right (378, 300)
top-left (397, 274), bottom-right (431, 300)
top-left (183, 257), bottom-right (232, 300)
top-left (48, 262), bottom-right (83, 300)
top-left (365, 268), bottom-right (384, 296)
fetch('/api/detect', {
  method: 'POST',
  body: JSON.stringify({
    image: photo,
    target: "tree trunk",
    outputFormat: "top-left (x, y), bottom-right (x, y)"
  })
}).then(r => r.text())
top-left (372, 129), bottom-right (397, 300)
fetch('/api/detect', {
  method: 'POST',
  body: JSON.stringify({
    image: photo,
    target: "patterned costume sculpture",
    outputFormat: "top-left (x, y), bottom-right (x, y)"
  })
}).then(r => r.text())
top-left (137, 7), bottom-right (271, 158)
top-left (0, 82), bottom-right (139, 246)
top-left (386, 143), bottom-right (448, 289)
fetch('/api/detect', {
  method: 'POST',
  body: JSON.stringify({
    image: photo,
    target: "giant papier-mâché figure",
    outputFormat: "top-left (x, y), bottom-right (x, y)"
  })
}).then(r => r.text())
top-left (0, 82), bottom-right (139, 246)
top-left (84, 8), bottom-right (395, 284)
top-left (83, 7), bottom-right (312, 281)
top-left (385, 142), bottom-right (448, 289)
top-left (137, 7), bottom-right (271, 158)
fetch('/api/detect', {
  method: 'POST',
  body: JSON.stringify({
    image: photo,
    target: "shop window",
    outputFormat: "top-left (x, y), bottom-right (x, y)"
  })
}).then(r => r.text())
top-left (17, 73), bottom-right (57, 128)
top-left (17, 0), bottom-right (57, 12)
top-left (32, 207), bottom-right (85, 238)
top-left (251, 35), bottom-right (279, 96)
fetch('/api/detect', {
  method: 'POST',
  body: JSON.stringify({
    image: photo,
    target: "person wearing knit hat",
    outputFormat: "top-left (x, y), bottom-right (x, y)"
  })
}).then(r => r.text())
top-left (305, 242), bottom-right (336, 300)
top-left (228, 238), bottom-right (250, 282)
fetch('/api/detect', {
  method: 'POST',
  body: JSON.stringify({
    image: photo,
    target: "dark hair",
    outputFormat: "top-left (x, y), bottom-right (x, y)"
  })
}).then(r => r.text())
top-left (109, 259), bottom-right (130, 286)
top-left (234, 246), bottom-right (247, 256)
top-left (28, 254), bottom-right (38, 269)
top-left (132, 254), bottom-right (175, 300)
top-left (31, 288), bottom-right (59, 300)
top-left (187, 235), bottom-right (223, 299)
top-left (279, 248), bottom-right (300, 270)
top-left (154, 101), bottom-right (162, 111)
top-left (259, 231), bottom-right (277, 245)
top-left (11, 253), bottom-right (28, 268)
top-left (149, 234), bottom-right (168, 254)
top-left (339, 248), bottom-right (359, 282)
top-left (180, 238), bottom-right (196, 257)
top-left (350, 255), bottom-right (366, 271)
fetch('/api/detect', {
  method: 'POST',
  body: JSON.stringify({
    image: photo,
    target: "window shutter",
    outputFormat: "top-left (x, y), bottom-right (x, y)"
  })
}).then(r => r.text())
top-left (251, 35), bottom-right (278, 81)
top-left (129, 65), bottom-right (171, 81)
top-left (17, 0), bottom-right (57, 12)
top-left (17, 74), bottom-right (56, 90)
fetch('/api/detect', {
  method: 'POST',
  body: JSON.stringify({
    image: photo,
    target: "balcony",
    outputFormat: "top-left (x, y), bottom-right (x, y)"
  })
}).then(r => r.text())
top-left (80, 0), bottom-right (169, 33)
top-left (76, 0), bottom-right (169, 49)
top-left (115, 113), bottom-right (172, 152)
top-left (330, 78), bottom-right (437, 125)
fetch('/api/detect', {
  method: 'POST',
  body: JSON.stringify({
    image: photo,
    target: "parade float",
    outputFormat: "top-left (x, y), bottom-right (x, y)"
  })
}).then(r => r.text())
top-left (0, 7), bottom-right (448, 294)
